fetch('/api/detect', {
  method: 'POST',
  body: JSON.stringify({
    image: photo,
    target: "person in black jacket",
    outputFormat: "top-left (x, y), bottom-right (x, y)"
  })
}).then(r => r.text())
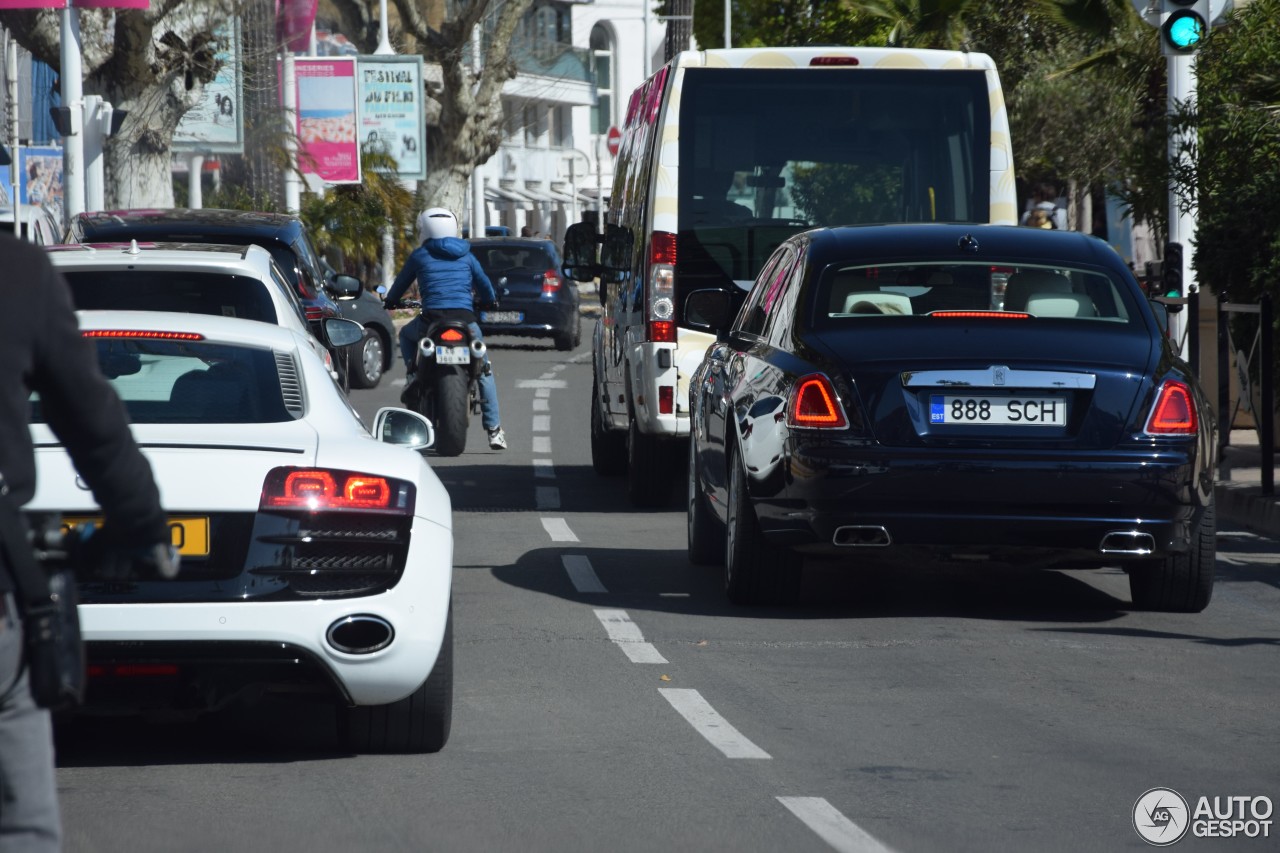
top-left (0, 231), bottom-right (172, 851)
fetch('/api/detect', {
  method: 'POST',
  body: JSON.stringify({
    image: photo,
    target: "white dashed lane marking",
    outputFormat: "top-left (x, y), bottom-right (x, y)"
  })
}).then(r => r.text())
top-left (532, 459), bottom-right (555, 479)
top-left (541, 517), bottom-right (578, 542)
top-left (517, 379), bottom-right (568, 390)
top-left (594, 609), bottom-right (667, 663)
top-left (532, 436), bottom-right (552, 454)
top-left (533, 415), bottom-right (551, 432)
top-left (563, 555), bottom-right (607, 593)
top-left (533, 398), bottom-right (550, 412)
top-left (535, 387), bottom-right (551, 398)
top-left (658, 689), bottom-right (771, 759)
top-left (535, 486), bottom-right (561, 510)
top-left (777, 797), bottom-right (897, 853)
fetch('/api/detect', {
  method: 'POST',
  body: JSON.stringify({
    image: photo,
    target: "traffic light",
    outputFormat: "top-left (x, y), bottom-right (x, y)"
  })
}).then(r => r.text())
top-left (1162, 241), bottom-right (1185, 312)
top-left (1161, 0), bottom-right (1210, 55)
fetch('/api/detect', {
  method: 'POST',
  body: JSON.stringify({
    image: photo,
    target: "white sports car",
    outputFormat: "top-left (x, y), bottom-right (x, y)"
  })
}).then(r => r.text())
top-left (27, 310), bottom-right (454, 753)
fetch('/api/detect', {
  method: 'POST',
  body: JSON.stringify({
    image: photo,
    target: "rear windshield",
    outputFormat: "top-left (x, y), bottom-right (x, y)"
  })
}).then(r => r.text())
top-left (678, 68), bottom-right (990, 291)
top-left (471, 244), bottom-right (555, 274)
top-left (810, 262), bottom-right (1139, 328)
top-left (62, 271), bottom-right (280, 324)
top-left (31, 340), bottom-right (294, 424)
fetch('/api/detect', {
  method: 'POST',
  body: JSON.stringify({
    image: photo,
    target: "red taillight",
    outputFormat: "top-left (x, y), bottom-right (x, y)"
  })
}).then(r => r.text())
top-left (438, 328), bottom-right (465, 342)
top-left (82, 330), bottom-right (204, 340)
top-left (650, 232), bottom-right (677, 266)
top-left (788, 374), bottom-right (849, 429)
top-left (260, 467), bottom-right (414, 514)
top-left (650, 320), bottom-right (676, 342)
top-left (931, 311), bottom-right (1031, 319)
top-left (1145, 380), bottom-right (1198, 435)
top-left (648, 231), bottom-right (677, 342)
top-left (542, 269), bottom-right (562, 296)
top-left (810, 56), bottom-right (859, 66)
top-left (658, 385), bottom-right (674, 414)
top-left (88, 664), bottom-right (180, 678)
top-left (304, 306), bottom-right (324, 322)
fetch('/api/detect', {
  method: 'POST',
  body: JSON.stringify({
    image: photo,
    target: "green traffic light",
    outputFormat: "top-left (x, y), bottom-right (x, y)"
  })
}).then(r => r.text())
top-left (1164, 11), bottom-right (1205, 51)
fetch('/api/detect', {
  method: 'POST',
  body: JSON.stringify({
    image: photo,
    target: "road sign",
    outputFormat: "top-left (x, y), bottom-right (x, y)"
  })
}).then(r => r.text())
top-left (606, 126), bottom-right (621, 157)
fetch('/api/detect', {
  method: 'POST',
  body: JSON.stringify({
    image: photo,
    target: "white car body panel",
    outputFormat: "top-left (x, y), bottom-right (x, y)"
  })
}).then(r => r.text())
top-left (26, 311), bottom-right (453, 706)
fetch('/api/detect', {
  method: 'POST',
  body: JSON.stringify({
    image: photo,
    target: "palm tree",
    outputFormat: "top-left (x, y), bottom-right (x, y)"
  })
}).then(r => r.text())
top-left (848, 0), bottom-right (979, 50)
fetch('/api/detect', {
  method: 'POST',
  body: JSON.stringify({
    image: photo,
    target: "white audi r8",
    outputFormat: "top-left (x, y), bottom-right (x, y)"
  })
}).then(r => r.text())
top-left (27, 311), bottom-right (453, 753)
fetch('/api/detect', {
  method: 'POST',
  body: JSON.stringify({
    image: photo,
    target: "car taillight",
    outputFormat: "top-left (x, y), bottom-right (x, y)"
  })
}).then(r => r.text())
top-left (648, 231), bottom-right (677, 343)
top-left (931, 311), bottom-right (1031, 319)
top-left (82, 330), bottom-right (205, 340)
top-left (810, 56), bottom-right (859, 66)
top-left (1145, 380), bottom-right (1198, 435)
top-left (304, 306), bottom-right (324, 322)
top-left (787, 374), bottom-right (849, 429)
top-left (658, 385), bottom-right (674, 415)
top-left (260, 467), bottom-right (416, 515)
top-left (438, 328), bottom-right (465, 342)
top-left (542, 269), bottom-right (562, 296)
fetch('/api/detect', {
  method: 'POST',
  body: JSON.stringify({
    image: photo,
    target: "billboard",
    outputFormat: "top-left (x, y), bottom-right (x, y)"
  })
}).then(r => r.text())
top-left (174, 23), bottom-right (244, 153)
top-left (294, 57), bottom-right (360, 184)
top-left (19, 146), bottom-right (64, 215)
top-left (357, 55), bottom-right (427, 181)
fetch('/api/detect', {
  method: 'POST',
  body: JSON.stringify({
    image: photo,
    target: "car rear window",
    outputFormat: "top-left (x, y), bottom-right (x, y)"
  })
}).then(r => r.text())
top-left (472, 245), bottom-right (554, 273)
top-left (61, 270), bottom-right (280, 324)
top-left (30, 340), bottom-right (295, 424)
top-left (812, 262), bottom-right (1138, 327)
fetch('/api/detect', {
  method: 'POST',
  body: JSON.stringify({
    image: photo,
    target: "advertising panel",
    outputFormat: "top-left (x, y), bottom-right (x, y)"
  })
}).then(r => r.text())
top-left (357, 55), bottom-right (427, 181)
top-left (294, 57), bottom-right (360, 184)
top-left (19, 146), bottom-right (64, 214)
top-left (174, 23), bottom-right (244, 153)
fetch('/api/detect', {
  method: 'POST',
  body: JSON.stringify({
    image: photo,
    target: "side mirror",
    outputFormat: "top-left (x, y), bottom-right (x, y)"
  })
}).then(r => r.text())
top-left (684, 289), bottom-right (734, 334)
top-left (323, 317), bottom-right (365, 348)
top-left (562, 222), bottom-right (599, 282)
top-left (372, 407), bottom-right (435, 450)
top-left (330, 274), bottom-right (361, 299)
top-left (599, 224), bottom-right (634, 285)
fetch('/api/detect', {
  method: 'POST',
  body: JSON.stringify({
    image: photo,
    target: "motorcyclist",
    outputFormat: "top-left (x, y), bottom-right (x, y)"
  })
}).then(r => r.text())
top-left (384, 208), bottom-right (506, 451)
top-left (0, 230), bottom-right (175, 850)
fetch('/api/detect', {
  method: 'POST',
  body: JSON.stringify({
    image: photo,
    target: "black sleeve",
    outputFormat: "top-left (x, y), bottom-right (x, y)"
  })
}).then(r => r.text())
top-left (29, 259), bottom-right (170, 546)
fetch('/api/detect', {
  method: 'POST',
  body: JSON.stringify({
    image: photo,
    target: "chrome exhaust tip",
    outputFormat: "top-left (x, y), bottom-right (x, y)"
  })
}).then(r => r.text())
top-left (1099, 531), bottom-right (1155, 556)
top-left (417, 337), bottom-right (435, 357)
top-left (833, 525), bottom-right (892, 547)
top-left (326, 615), bottom-right (395, 655)
top-left (470, 338), bottom-right (487, 358)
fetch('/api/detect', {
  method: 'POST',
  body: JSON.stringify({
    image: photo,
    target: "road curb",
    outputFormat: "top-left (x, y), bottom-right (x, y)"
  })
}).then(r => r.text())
top-left (1215, 482), bottom-right (1280, 537)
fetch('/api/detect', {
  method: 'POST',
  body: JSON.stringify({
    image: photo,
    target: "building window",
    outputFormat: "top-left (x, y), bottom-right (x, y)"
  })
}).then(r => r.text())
top-left (590, 24), bottom-right (614, 136)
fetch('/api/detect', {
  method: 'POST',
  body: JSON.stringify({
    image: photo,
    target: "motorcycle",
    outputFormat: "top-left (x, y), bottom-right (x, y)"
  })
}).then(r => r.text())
top-left (395, 301), bottom-right (487, 457)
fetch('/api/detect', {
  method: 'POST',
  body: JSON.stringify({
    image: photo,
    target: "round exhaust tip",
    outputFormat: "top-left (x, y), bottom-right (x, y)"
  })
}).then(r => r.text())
top-left (326, 615), bottom-right (394, 655)
top-left (470, 339), bottom-right (487, 356)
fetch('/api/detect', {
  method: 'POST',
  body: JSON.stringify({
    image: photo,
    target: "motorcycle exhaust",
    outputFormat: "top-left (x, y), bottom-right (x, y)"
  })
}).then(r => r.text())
top-left (417, 337), bottom-right (435, 361)
top-left (470, 338), bottom-right (487, 359)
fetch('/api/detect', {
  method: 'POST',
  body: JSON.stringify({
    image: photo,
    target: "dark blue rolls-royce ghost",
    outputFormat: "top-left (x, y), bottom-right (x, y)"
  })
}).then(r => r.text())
top-left (685, 224), bottom-right (1216, 611)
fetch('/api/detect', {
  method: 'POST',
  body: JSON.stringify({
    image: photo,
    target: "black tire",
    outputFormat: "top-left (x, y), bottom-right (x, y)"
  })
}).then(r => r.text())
top-left (590, 376), bottom-right (627, 476)
top-left (341, 605), bottom-right (453, 753)
top-left (1128, 501), bottom-right (1215, 612)
top-left (347, 329), bottom-right (386, 389)
top-left (432, 371), bottom-right (470, 457)
top-left (724, 450), bottom-right (802, 605)
top-left (687, 433), bottom-right (724, 565)
top-left (553, 319), bottom-right (576, 352)
top-left (628, 416), bottom-right (674, 507)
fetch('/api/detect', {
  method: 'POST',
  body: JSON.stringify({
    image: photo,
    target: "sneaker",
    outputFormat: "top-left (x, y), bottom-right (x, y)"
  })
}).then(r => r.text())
top-left (487, 427), bottom-right (508, 450)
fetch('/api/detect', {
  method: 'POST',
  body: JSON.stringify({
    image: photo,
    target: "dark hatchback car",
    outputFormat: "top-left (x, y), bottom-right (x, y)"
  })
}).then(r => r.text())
top-left (469, 237), bottom-right (581, 350)
top-left (66, 209), bottom-right (396, 388)
top-left (686, 224), bottom-right (1217, 612)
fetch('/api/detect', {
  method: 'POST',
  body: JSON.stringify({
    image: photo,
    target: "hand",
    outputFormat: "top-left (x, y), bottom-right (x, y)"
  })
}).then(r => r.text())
top-left (76, 527), bottom-right (181, 581)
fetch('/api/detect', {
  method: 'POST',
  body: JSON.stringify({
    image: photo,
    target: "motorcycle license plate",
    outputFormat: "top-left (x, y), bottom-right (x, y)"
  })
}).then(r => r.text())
top-left (61, 516), bottom-right (211, 557)
top-left (436, 345), bottom-right (471, 365)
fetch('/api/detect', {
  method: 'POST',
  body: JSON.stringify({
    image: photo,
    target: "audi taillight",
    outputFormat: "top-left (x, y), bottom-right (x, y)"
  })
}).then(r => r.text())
top-left (260, 467), bottom-right (416, 515)
top-left (542, 268), bottom-right (562, 296)
top-left (1145, 380), bottom-right (1198, 435)
top-left (787, 374), bottom-right (849, 429)
top-left (648, 231), bottom-right (677, 343)
top-left (304, 306), bottom-right (324, 322)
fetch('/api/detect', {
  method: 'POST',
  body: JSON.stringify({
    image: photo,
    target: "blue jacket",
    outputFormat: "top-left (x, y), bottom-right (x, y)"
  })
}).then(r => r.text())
top-left (385, 237), bottom-right (496, 311)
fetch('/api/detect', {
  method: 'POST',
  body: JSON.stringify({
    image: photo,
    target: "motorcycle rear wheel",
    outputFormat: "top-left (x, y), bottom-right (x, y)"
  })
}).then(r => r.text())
top-left (432, 372), bottom-right (470, 456)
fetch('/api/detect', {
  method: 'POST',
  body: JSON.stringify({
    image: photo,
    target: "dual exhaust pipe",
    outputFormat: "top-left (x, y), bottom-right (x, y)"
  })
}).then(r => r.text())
top-left (418, 336), bottom-right (487, 359)
top-left (832, 526), bottom-right (1157, 556)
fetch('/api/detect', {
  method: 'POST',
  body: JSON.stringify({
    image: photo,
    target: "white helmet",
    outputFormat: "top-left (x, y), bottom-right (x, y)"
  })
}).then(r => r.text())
top-left (417, 207), bottom-right (459, 242)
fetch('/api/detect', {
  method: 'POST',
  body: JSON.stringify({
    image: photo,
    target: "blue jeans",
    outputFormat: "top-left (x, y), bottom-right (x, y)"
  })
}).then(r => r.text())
top-left (399, 318), bottom-right (501, 432)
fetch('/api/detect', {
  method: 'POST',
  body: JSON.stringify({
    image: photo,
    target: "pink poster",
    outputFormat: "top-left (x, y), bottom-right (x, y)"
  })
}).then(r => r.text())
top-left (294, 58), bottom-right (360, 184)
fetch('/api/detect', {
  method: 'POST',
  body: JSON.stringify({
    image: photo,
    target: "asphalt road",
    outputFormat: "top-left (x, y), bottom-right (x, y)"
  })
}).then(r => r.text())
top-left (54, 333), bottom-right (1280, 853)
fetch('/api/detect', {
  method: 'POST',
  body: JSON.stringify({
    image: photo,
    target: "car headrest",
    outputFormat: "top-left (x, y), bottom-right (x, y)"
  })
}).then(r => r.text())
top-left (1004, 270), bottom-right (1072, 312)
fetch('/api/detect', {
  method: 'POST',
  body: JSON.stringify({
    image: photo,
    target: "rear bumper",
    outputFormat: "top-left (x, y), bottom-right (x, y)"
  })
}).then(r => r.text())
top-left (753, 442), bottom-right (1211, 564)
top-left (479, 299), bottom-right (576, 337)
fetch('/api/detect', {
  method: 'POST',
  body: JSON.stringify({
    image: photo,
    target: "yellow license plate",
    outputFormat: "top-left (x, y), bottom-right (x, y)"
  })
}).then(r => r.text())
top-left (61, 516), bottom-right (211, 557)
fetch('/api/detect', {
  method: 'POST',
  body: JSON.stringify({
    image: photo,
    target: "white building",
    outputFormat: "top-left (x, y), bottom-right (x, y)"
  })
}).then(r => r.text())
top-left (468, 0), bottom-right (665, 240)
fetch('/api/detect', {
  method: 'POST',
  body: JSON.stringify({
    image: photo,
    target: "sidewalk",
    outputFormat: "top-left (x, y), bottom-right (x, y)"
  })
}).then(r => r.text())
top-left (1217, 428), bottom-right (1280, 536)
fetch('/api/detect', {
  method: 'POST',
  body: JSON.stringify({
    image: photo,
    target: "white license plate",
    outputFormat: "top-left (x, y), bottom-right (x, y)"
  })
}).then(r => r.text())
top-left (435, 345), bottom-right (471, 365)
top-left (930, 395), bottom-right (1067, 426)
top-left (481, 311), bottom-right (524, 324)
